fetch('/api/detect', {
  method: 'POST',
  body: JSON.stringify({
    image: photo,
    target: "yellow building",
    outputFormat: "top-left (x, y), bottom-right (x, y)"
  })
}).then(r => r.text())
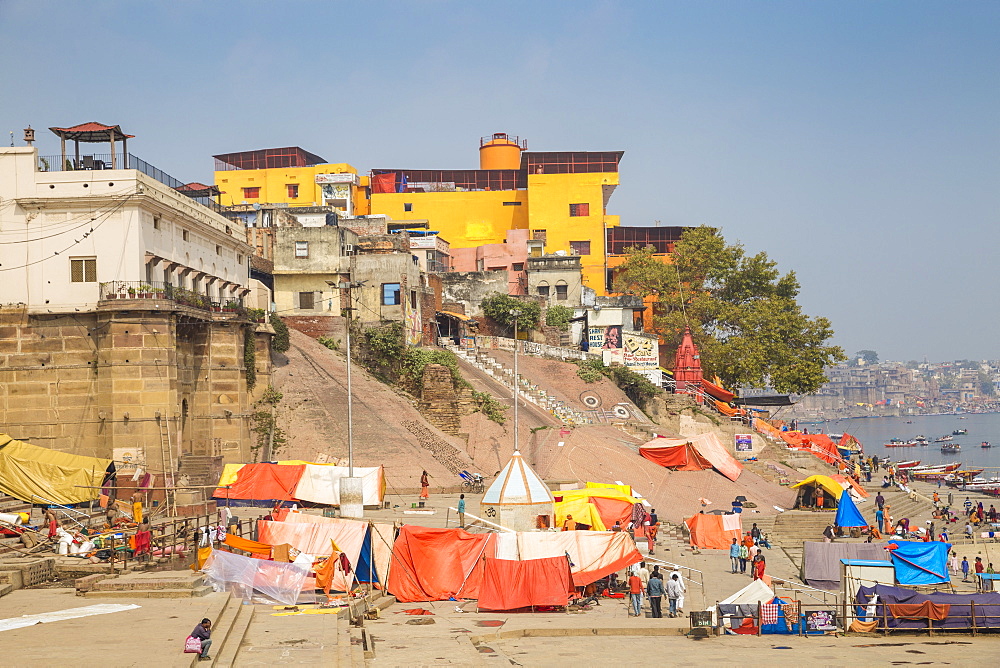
top-left (213, 147), bottom-right (370, 216)
top-left (213, 136), bottom-right (626, 294)
top-left (368, 135), bottom-right (623, 294)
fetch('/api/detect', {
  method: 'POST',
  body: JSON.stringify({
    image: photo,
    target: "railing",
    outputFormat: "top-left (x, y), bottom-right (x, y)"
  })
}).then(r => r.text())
top-left (37, 153), bottom-right (222, 212)
top-left (99, 281), bottom-right (245, 314)
top-left (770, 575), bottom-right (840, 606)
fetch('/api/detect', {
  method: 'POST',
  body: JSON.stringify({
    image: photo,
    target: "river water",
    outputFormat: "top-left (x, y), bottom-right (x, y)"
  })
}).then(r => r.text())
top-left (808, 413), bottom-right (1000, 473)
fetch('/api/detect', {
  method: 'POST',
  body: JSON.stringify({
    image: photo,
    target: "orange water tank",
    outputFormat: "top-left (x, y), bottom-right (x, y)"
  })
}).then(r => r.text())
top-left (479, 133), bottom-right (525, 170)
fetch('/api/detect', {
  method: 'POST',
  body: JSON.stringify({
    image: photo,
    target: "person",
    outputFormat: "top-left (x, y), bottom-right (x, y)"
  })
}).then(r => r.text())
top-left (190, 618), bottom-right (212, 661)
top-left (978, 501), bottom-right (985, 517)
top-left (961, 556), bottom-right (970, 582)
top-left (947, 491), bottom-right (954, 508)
top-left (975, 557), bottom-right (985, 579)
top-left (932, 491), bottom-right (940, 508)
top-left (646, 572), bottom-right (664, 618)
top-left (988, 563), bottom-right (996, 575)
top-left (666, 573), bottom-right (684, 618)
top-left (742, 531), bottom-right (754, 552)
top-left (753, 553), bottom-right (766, 581)
top-left (670, 568), bottom-right (686, 612)
top-left (648, 508), bottom-right (658, 525)
top-left (729, 538), bottom-right (740, 573)
top-left (612, 520), bottom-right (622, 532)
top-left (750, 523), bottom-right (761, 544)
top-left (965, 522), bottom-right (973, 539)
top-left (964, 497), bottom-right (973, 516)
top-left (562, 514), bottom-right (577, 531)
top-left (646, 520), bottom-right (658, 555)
top-left (875, 508), bottom-right (884, 534)
top-left (628, 571), bottom-right (643, 616)
top-left (457, 493), bottom-right (466, 529)
top-left (814, 487), bottom-right (825, 510)
top-left (638, 561), bottom-right (650, 590)
top-left (44, 506), bottom-right (59, 539)
top-left (990, 505), bottom-right (998, 523)
top-left (949, 551), bottom-right (959, 575)
top-left (420, 471), bottom-right (430, 500)
top-left (875, 492), bottom-right (885, 512)
top-left (881, 475), bottom-right (890, 489)
top-left (738, 540), bottom-right (749, 574)
top-left (823, 525), bottom-right (835, 543)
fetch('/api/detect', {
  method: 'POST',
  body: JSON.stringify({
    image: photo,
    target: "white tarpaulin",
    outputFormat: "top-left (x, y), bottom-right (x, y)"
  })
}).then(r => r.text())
top-left (259, 516), bottom-right (368, 592)
top-left (516, 530), bottom-right (641, 585)
top-left (0, 604), bottom-right (139, 633)
top-left (202, 548), bottom-right (312, 605)
top-left (293, 465), bottom-right (384, 506)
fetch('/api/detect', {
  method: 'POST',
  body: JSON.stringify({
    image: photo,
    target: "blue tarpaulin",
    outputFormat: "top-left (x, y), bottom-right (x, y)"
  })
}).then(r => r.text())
top-left (834, 490), bottom-right (867, 528)
top-left (888, 540), bottom-right (951, 585)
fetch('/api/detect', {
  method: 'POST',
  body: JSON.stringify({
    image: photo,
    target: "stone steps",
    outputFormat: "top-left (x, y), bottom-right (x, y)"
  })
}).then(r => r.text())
top-left (84, 585), bottom-right (213, 599)
top-left (212, 601), bottom-right (254, 667)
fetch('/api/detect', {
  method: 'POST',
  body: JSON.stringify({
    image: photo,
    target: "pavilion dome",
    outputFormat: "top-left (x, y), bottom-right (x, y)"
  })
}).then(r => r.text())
top-left (482, 451), bottom-right (553, 506)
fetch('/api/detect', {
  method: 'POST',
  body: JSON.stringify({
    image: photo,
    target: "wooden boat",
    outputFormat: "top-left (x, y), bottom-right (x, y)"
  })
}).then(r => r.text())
top-left (910, 462), bottom-right (961, 473)
top-left (895, 460), bottom-right (921, 468)
top-left (941, 443), bottom-right (961, 453)
top-left (983, 441), bottom-right (992, 449)
top-left (944, 468), bottom-right (987, 484)
top-left (935, 435), bottom-right (954, 443)
top-left (952, 429), bottom-right (968, 436)
top-left (885, 439), bottom-right (916, 447)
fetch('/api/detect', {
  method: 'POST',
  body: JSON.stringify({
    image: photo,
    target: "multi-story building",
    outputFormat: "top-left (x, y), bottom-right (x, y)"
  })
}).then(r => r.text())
top-left (0, 125), bottom-right (267, 482)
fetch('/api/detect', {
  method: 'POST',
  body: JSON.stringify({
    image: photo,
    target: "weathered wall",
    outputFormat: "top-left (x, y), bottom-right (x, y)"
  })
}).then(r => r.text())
top-left (440, 271), bottom-right (508, 318)
top-left (418, 363), bottom-right (475, 436)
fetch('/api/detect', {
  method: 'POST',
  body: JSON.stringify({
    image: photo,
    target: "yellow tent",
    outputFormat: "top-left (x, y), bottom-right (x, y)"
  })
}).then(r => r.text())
top-left (557, 488), bottom-right (640, 504)
top-left (584, 481), bottom-right (633, 496)
top-left (0, 434), bottom-right (110, 505)
top-left (554, 497), bottom-right (607, 531)
top-left (217, 463), bottom-right (245, 487)
top-left (791, 474), bottom-right (844, 498)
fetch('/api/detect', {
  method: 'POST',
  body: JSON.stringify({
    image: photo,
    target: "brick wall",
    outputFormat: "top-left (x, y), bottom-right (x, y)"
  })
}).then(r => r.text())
top-left (418, 364), bottom-right (475, 436)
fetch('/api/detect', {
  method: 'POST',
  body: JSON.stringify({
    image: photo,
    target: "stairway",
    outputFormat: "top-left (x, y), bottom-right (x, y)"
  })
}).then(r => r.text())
top-left (82, 571), bottom-right (213, 598)
top-left (767, 510), bottom-right (841, 572)
top-left (443, 343), bottom-right (592, 425)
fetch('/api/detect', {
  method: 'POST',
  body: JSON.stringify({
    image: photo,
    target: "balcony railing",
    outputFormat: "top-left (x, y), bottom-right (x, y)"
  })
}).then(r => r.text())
top-left (37, 153), bottom-right (222, 212)
top-left (99, 281), bottom-right (252, 316)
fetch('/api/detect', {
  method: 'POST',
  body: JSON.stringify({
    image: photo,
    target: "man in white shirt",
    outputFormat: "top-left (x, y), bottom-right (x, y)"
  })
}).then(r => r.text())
top-left (666, 574), bottom-right (685, 618)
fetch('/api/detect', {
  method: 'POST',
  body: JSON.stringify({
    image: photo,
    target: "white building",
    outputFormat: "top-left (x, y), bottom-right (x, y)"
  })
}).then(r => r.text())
top-left (0, 141), bottom-right (253, 312)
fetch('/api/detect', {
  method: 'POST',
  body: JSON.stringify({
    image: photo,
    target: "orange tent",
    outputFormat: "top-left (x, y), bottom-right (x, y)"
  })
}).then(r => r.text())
top-left (686, 512), bottom-right (742, 550)
top-left (212, 463), bottom-right (305, 502)
top-left (830, 474), bottom-right (869, 498)
top-left (478, 556), bottom-right (575, 610)
top-left (387, 526), bottom-right (495, 603)
top-left (639, 440), bottom-right (712, 471)
top-left (780, 432), bottom-right (841, 466)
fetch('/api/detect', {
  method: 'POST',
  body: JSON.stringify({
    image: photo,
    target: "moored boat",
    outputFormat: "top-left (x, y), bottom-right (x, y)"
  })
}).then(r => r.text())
top-left (941, 443), bottom-right (961, 453)
top-left (885, 438), bottom-right (917, 447)
top-left (935, 435), bottom-right (954, 443)
top-left (983, 441), bottom-right (992, 449)
top-left (909, 461), bottom-right (961, 473)
top-left (895, 460), bottom-right (922, 468)
top-left (953, 429), bottom-right (968, 435)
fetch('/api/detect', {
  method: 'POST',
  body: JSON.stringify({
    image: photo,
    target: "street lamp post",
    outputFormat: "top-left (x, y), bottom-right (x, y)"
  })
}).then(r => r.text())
top-left (509, 309), bottom-right (520, 453)
top-left (331, 279), bottom-right (364, 518)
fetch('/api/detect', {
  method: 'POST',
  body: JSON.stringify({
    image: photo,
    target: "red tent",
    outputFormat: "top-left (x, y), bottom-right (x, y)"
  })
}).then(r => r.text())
top-left (212, 463), bottom-right (305, 501)
top-left (387, 526), bottom-right (495, 602)
top-left (686, 513), bottom-right (742, 550)
top-left (639, 440), bottom-right (712, 471)
top-left (478, 556), bottom-right (575, 611)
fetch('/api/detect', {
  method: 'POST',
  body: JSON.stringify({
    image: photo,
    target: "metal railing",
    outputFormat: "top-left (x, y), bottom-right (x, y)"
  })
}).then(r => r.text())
top-left (99, 281), bottom-right (245, 313)
top-left (37, 153), bottom-right (222, 212)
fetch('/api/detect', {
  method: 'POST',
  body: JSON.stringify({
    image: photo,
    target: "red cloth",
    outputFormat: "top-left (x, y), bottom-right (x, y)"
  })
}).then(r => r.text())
top-left (477, 557), bottom-right (575, 611)
top-left (48, 520), bottom-right (57, 539)
top-left (133, 530), bottom-right (151, 556)
top-left (687, 513), bottom-right (742, 550)
top-left (213, 463), bottom-right (305, 502)
top-left (639, 443), bottom-right (713, 471)
top-left (888, 601), bottom-right (950, 621)
top-left (372, 172), bottom-right (397, 194)
top-left (590, 496), bottom-right (634, 528)
top-left (753, 559), bottom-right (766, 580)
top-left (386, 526), bottom-right (495, 603)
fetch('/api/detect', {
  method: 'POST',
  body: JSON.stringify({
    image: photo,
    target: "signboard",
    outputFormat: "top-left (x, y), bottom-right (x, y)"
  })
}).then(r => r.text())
top-left (735, 434), bottom-right (753, 452)
top-left (622, 332), bottom-right (658, 369)
top-left (408, 236), bottom-right (449, 252)
top-left (315, 173), bottom-right (359, 184)
top-left (589, 325), bottom-right (622, 350)
top-left (113, 447), bottom-right (144, 472)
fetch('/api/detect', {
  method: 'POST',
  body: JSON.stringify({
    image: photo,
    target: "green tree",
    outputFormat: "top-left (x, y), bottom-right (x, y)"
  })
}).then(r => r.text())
top-left (856, 350), bottom-right (879, 366)
top-left (480, 293), bottom-right (541, 330)
top-left (545, 305), bottom-right (574, 331)
top-left (612, 225), bottom-right (844, 394)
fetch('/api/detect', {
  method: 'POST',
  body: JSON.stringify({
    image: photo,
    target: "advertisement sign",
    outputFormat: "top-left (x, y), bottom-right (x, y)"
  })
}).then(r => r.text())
top-left (735, 434), bottom-right (753, 452)
top-left (622, 332), bottom-right (658, 369)
top-left (315, 173), bottom-right (359, 184)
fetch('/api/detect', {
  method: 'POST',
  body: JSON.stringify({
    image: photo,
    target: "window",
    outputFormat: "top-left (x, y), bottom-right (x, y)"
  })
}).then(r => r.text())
top-left (287, 184), bottom-right (299, 198)
top-left (215, 244), bottom-right (221, 255)
top-left (403, 203), bottom-right (413, 212)
top-left (555, 283), bottom-right (568, 300)
top-left (182, 229), bottom-right (189, 242)
top-left (295, 241), bottom-right (309, 258)
top-left (298, 291), bottom-right (315, 310)
top-left (410, 291), bottom-right (417, 308)
top-left (237, 254), bottom-right (243, 264)
top-left (243, 187), bottom-right (260, 199)
top-left (569, 203), bottom-right (590, 217)
top-left (537, 284), bottom-right (550, 297)
top-left (152, 216), bottom-right (160, 230)
top-left (570, 241), bottom-right (591, 255)
top-left (503, 201), bottom-right (522, 206)
top-left (512, 263), bottom-right (524, 271)
top-left (532, 230), bottom-right (547, 241)
top-left (633, 309), bottom-right (645, 331)
top-left (382, 283), bottom-right (401, 306)
top-left (71, 258), bottom-right (97, 283)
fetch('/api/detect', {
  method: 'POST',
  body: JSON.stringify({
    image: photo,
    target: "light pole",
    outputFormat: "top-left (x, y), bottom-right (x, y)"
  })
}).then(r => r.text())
top-left (509, 308), bottom-right (521, 453)
top-left (330, 279), bottom-right (364, 518)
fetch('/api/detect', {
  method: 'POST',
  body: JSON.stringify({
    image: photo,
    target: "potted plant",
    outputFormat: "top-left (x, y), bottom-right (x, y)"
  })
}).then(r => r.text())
top-left (138, 284), bottom-right (153, 299)
top-left (127, 286), bottom-right (137, 298)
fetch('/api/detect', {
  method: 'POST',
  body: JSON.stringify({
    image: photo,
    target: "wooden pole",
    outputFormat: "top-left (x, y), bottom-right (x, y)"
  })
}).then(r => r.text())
top-left (971, 601), bottom-right (977, 636)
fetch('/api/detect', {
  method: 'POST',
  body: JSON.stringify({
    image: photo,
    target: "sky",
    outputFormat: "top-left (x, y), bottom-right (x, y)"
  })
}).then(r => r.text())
top-left (1, 1), bottom-right (997, 362)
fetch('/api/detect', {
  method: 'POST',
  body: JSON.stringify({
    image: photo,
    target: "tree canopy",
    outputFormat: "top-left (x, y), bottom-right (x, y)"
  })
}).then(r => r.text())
top-left (855, 350), bottom-right (879, 365)
top-left (481, 293), bottom-right (541, 330)
top-left (612, 225), bottom-right (844, 394)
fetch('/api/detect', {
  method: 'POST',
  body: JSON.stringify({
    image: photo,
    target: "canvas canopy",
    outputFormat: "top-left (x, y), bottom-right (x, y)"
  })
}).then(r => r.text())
top-left (710, 578), bottom-right (774, 624)
top-left (791, 475), bottom-right (844, 502)
top-left (516, 530), bottom-right (642, 586)
top-left (584, 481), bottom-right (632, 496)
top-left (639, 440), bottom-right (712, 471)
top-left (802, 541), bottom-right (890, 590)
top-left (258, 516), bottom-right (369, 592)
top-left (686, 512), bottom-right (742, 550)
top-left (888, 539), bottom-right (951, 586)
top-left (213, 463), bottom-right (305, 502)
top-left (834, 491), bottom-right (868, 528)
top-left (0, 435), bottom-right (110, 505)
top-left (387, 526), bottom-right (495, 602)
top-left (781, 432), bottom-right (841, 465)
top-left (554, 497), bottom-right (606, 531)
top-left (201, 548), bottom-right (313, 605)
top-left (856, 583), bottom-right (1000, 630)
top-left (293, 465), bottom-right (385, 506)
top-left (830, 474), bottom-right (869, 499)
top-left (554, 488), bottom-right (638, 529)
top-left (478, 556), bottom-right (575, 611)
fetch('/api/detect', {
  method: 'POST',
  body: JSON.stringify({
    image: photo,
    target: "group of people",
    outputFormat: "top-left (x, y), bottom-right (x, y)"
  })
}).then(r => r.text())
top-left (950, 552), bottom-right (995, 582)
top-left (629, 561), bottom-right (685, 618)
top-left (728, 535), bottom-right (767, 580)
top-left (571, 506), bottom-right (660, 555)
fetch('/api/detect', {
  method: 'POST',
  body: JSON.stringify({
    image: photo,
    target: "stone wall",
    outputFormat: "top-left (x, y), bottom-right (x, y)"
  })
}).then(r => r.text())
top-left (418, 363), bottom-right (475, 436)
top-left (0, 305), bottom-right (269, 470)
top-left (282, 315), bottom-right (348, 341)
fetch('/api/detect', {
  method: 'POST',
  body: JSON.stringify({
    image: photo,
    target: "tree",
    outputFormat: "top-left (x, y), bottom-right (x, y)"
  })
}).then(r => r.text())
top-left (612, 225), bottom-right (844, 394)
top-left (856, 350), bottom-right (879, 366)
top-left (480, 293), bottom-right (541, 330)
top-left (545, 305), bottom-right (574, 331)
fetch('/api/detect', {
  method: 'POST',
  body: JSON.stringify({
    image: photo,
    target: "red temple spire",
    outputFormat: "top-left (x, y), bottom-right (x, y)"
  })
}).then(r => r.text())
top-left (673, 326), bottom-right (704, 396)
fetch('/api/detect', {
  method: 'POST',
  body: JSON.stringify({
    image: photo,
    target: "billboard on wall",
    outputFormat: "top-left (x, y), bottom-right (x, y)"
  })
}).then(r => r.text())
top-left (622, 332), bottom-right (658, 369)
top-left (589, 326), bottom-right (622, 350)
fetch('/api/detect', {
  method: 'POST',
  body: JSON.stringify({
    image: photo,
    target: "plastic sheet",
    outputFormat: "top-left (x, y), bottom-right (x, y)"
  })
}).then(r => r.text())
top-left (202, 548), bottom-right (313, 605)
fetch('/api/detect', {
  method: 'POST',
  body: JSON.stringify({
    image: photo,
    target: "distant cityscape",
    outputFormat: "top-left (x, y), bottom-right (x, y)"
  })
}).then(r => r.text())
top-left (777, 352), bottom-right (1000, 418)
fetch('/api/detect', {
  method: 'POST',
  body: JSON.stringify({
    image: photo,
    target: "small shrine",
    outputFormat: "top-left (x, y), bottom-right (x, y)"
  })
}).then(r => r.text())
top-left (481, 451), bottom-right (554, 531)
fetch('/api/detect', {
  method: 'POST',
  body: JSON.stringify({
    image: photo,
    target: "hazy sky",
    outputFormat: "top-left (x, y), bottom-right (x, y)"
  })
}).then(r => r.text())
top-left (2, 1), bottom-right (997, 362)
